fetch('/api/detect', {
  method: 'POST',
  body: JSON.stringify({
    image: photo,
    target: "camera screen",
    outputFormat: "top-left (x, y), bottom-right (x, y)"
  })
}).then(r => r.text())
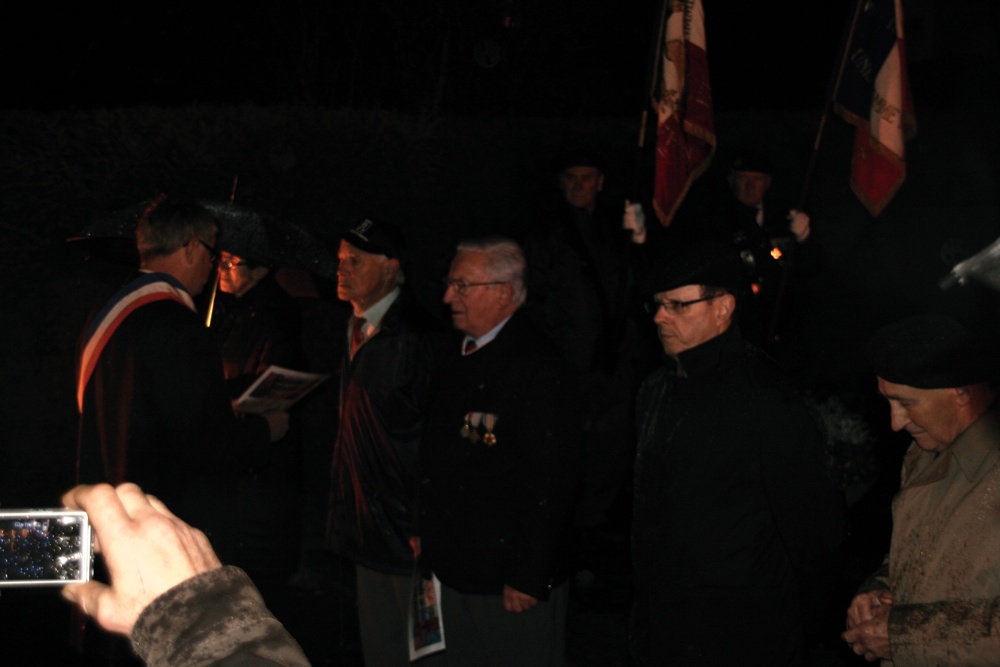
top-left (0, 513), bottom-right (90, 584)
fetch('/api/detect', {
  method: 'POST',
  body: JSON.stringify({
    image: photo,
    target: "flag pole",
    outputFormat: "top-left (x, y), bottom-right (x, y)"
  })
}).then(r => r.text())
top-left (797, 0), bottom-right (865, 209)
top-left (634, 0), bottom-right (670, 199)
top-left (767, 0), bottom-right (866, 343)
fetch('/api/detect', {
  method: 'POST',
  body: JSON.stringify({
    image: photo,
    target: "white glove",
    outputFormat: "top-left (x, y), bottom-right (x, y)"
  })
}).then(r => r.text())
top-left (624, 200), bottom-right (647, 244)
top-left (788, 209), bottom-right (810, 243)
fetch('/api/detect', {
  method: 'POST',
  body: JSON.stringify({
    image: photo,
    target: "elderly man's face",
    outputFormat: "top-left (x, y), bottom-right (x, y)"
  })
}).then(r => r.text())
top-left (560, 166), bottom-right (604, 210)
top-left (730, 170), bottom-right (772, 208)
top-left (218, 252), bottom-right (269, 298)
top-left (443, 251), bottom-right (509, 338)
top-left (652, 284), bottom-right (732, 358)
top-left (336, 240), bottom-right (399, 312)
top-left (876, 378), bottom-right (966, 452)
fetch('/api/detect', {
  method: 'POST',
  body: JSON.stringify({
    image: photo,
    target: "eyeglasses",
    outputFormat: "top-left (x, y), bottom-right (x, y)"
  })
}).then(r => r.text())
top-left (646, 295), bottom-right (718, 315)
top-left (195, 238), bottom-right (221, 264)
top-left (442, 277), bottom-right (506, 295)
top-left (219, 258), bottom-right (244, 271)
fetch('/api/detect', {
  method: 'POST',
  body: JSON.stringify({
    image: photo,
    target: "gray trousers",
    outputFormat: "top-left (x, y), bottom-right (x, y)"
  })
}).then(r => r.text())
top-left (356, 564), bottom-right (413, 667)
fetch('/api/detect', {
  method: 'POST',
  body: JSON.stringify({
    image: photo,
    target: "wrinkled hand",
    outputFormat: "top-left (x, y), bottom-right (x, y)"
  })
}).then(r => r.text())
top-left (264, 409), bottom-right (290, 441)
top-left (623, 200), bottom-right (647, 244)
top-left (60, 483), bottom-right (222, 636)
top-left (502, 585), bottom-right (538, 613)
top-left (788, 209), bottom-right (811, 243)
top-left (843, 589), bottom-right (893, 661)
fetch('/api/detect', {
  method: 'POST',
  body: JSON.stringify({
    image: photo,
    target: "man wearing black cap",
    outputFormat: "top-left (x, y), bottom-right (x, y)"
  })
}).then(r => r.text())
top-left (325, 217), bottom-right (441, 667)
top-left (843, 313), bottom-right (1000, 665)
top-left (630, 240), bottom-right (844, 666)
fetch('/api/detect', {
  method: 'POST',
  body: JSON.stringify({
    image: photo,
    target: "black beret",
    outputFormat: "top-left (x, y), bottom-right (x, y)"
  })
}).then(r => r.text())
top-left (645, 239), bottom-right (746, 294)
top-left (866, 313), bottom-right (995, 388)
top-left (342, 217), bottom-right (406, 262)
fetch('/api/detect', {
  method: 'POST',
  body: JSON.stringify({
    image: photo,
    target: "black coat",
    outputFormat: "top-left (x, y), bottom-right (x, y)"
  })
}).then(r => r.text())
top-left (419, 310), bottom-right (581, 599)
top-left (209, 275), bottom-right (307, 575)
top-left (631, 326), bottom-right (845, 665)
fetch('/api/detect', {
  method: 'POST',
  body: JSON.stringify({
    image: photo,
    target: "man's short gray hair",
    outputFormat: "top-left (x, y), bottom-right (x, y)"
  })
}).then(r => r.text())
top-left (136, 195), bottom-right (218, 262)
top-left (456, 236), bottom-right (527, 306)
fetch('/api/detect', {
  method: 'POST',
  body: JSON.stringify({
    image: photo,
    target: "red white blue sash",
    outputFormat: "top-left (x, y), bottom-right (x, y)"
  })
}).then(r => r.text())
top-left (76, 272), bottom-right (195, 412)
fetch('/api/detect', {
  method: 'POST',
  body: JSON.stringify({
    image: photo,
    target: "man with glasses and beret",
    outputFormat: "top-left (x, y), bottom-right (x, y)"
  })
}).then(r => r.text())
top-left (325, 217), bottom-right (443, 667)
top-left (843, 313), bottom-right (1000, 665)
top-left (209, 246), bottom-right (308, 610)
top-left (630, 239), bottom-right (844, 666)
top-left (415, 236), bottom-right (580, 666)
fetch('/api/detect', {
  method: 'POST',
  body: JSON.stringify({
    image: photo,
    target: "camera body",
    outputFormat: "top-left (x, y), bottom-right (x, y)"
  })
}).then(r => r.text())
top-left (0, 510), bottom-right (94, 586)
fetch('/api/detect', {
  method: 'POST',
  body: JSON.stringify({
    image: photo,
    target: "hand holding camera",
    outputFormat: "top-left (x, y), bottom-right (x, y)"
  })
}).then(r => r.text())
top-left (59, 483), bottom-right (222, 636)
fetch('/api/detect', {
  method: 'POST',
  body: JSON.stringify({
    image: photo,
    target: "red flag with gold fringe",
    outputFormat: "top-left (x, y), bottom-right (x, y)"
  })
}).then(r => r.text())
top-left (652, 0), bottom-right (716, 227)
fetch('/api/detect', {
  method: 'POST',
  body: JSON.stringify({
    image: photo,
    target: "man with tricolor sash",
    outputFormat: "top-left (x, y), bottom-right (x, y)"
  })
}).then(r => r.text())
top-left (76, 196), bottom-right (288, 565)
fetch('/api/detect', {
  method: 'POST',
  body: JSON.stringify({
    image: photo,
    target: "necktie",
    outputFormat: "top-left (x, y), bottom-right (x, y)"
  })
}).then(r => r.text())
top-left (463, 339), bottom-right (478, 355)
top-left (350, 317), bottom-right (367, 358)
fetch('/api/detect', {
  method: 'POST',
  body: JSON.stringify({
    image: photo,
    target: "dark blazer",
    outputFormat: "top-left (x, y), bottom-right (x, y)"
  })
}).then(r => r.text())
top-left (418, 309), bottom-right (581, 600)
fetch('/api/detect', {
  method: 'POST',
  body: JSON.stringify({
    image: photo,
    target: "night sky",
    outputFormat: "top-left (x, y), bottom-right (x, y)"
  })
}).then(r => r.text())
top-left (3, 2), bottom-right (851, 115)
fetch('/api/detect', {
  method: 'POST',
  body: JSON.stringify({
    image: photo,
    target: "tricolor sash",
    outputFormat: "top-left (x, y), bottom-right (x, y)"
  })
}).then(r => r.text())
top-left (76, 272), bottom-right (195, 412)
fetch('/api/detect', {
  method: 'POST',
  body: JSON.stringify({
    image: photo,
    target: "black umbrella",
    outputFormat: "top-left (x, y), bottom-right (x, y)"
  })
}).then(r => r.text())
top-left (69, 200), bottom-right (337, 283)
top-left (202, 202), bottom-right (336, 279)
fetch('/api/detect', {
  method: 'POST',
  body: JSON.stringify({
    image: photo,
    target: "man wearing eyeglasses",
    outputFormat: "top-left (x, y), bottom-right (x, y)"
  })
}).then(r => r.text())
top-left (630, 240), bottom-right (844, 666)
top-left (76, 197), bottom-right (289, 611)
top-left (325, 217), bottom-right (443, 667)
top-left (415, 237), bottom-right (580, 666)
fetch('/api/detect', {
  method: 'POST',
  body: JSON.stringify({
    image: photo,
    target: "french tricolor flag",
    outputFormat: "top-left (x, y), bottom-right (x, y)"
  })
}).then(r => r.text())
top-left (834, 0), bottom-right (917, 217)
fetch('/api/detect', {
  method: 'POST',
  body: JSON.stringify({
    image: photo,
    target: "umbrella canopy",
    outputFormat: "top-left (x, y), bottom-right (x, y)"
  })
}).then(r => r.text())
top-left (203, 202), bottom-right (336, 279)
top-left (69, 200), bottom-right (337, 280)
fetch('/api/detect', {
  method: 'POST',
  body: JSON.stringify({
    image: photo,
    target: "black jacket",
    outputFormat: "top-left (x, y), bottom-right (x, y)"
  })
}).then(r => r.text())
top-left (325, 293), bottom-right (442, 575)
top-left (631, 325), bottom-right (845, 665)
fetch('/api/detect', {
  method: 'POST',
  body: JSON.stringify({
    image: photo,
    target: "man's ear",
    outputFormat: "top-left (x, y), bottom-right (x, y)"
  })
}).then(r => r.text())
top-left (714, 293), bottom-right (736, 324)
top-left (382, 257), bottom-right (400, 279)
top-left (497, 282), bottom-right (516, 306)
top-left (182, 238), bottom-right (198, 264)
top-left (953, 386), bottom-right (972, 406)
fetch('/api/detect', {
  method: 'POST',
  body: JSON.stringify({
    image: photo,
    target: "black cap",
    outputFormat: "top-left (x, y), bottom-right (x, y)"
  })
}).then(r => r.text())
top-left (554, 148), bottom-right (606, 174)
top-left (645, 239), bottom-right (745, 294)
top-left (866, 313), bottom-right (996, 388)
top-left (341, 217), bottom-right (406, 262)
top-left (730, 150), bottom-right (774, 175)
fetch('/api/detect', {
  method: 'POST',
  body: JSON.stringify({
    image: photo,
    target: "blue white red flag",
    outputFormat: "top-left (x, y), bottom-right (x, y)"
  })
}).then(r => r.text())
top-left (834, 0), bottom-right (916, 216)
top-left (652, 0), bottom-right (715, 227)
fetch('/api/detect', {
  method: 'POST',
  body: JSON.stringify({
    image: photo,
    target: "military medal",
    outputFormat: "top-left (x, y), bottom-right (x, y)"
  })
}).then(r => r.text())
top-left (483, 413), bottom-right (497, 445)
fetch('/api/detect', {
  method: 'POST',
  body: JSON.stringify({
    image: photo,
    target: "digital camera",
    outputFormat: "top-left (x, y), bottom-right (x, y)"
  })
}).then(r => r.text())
top-left (0, 510), bottom-right (94, 586)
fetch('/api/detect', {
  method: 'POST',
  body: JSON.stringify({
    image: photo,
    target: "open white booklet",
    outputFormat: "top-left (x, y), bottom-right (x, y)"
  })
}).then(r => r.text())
top-left (234, 365), bottom-right (330, 413)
